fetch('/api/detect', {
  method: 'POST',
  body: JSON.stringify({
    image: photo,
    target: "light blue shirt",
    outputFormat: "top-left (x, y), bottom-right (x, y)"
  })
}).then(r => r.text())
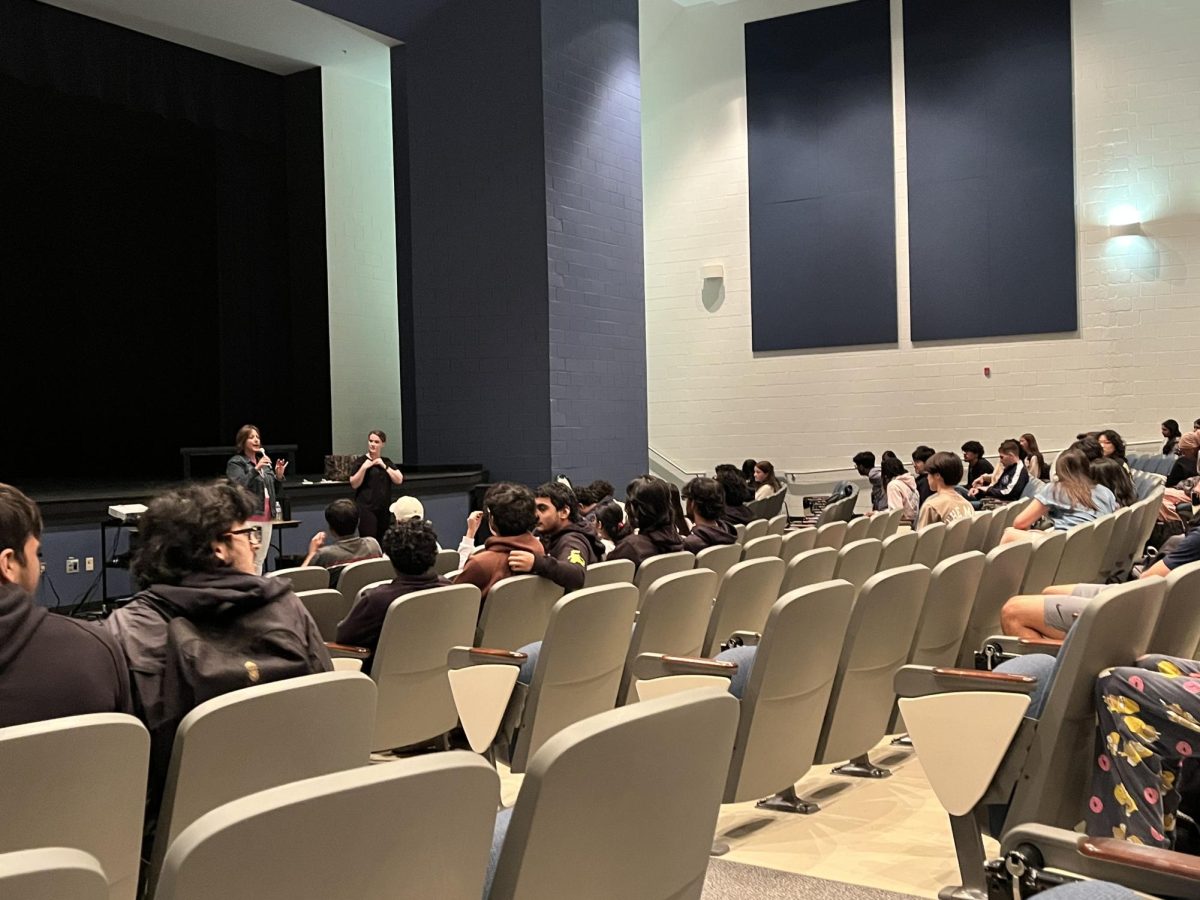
top-left (1035, 482), bottom-right (1118, 530)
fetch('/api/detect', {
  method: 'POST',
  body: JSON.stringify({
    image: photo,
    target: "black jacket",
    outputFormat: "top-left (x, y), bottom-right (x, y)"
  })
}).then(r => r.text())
top-left (532, 522), bottom-right (606, 592)
top-left (721, 505), bottom-right (755, 527)
top-left (0, 583), bottom-right (132, 728)
top-left (336, 572), bottom-right (451, 672)
top-left (607, 527), bottom-right (685, 569)
top-left (682, 521), bottom-right (737, 553)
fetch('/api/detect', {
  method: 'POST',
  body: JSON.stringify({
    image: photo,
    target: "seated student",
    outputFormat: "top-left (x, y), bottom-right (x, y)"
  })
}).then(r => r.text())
top-left (335, 519), bottom-right (448, 673)
top-left (853, 451), bottom-right (887, 512)
top-left (715, 468), bottom-right (754, 526)
top-left (593, 500), bottom-right (629, 555)
top-left (911, 446), bottom-right (936, 507)
top-left (1091, 457), bottom-right (1137, 508)
top-left (752, 460), bottom-right (782, 501)
top-left (968, 439), bottom-right (1029, 507)
top-left (668, 483), bottom-right (692, 537)
top-left (1001, 449), bottom-right (1119, 545)
top-left (454, 483), bottom-right (543, 601)
top-left (608, 476), bottom-right (685, 568)
top-left (508, 482), bottom-right (605, 592)
top-left (0, 484), bottom-right (132, 728)
top-left (574, 484), bottom-right (600, 519)
top-left (105, 481), bottom-right (331, 839)
top-left (1162, 419), bottom-right (1182, 456)
top-left (961, 441), bottom-right (994, 488)
top-left (680, 477), bottom-right (738, 553)
top-left (1020, 432), bottom-right (1051, 480)
top-left (916, 452), bottom-right (974, 529)
top-left (1001, 519), bottom-right (1200, 640)
top-left (741, 459), bottom-right (758, 486)
top-left (1098, 429), bottom-right (1130, 471)
top-left (301, 500), bottom-right (383, 569)
top-left (881, 455), bottom-right (918, 522)
top-left (1167, 432), bottom-right (1200, 488)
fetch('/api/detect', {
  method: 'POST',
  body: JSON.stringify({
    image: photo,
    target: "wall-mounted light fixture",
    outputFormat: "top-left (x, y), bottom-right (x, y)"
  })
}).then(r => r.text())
top-left (1107, 204), bottom-right (1144, 237)
top-left (700, 263), bottom-right (725, 312)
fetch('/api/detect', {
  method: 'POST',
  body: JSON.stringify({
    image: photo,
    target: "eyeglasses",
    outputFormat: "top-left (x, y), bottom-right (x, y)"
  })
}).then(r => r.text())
top-left (226, 525), bottom-right (264, 546)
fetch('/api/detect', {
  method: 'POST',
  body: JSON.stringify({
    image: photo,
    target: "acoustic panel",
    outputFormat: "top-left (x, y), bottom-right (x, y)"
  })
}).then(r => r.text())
top-left (905, 0), bottom-right (1076, 342)
top-left (746, 0), bottom-right (897, 351)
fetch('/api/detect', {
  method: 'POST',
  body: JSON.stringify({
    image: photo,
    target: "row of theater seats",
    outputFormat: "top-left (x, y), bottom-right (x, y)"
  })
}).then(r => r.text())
top-left (0, 685), bottom-right (741, 900)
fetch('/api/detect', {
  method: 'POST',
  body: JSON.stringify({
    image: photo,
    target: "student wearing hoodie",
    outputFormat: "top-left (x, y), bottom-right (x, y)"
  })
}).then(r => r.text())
top-left (715, 468), bottom-right (755, 526)
top-left (0, 483), bottom-right (132, 728)
top-left (681, 477), bottom-right (738, 553)
top-left (509, 482), bottom-right (605, 592)
top-left (454, 483), bottom-right (544, 601)
top-left (105, 480), bottom-right (331, 839)
top-left (881, 455), bottom-right (919, 523)
top-left (608, 476), bottom-right (685, 568)
top-left (336, 518), bottom-right (449, 673)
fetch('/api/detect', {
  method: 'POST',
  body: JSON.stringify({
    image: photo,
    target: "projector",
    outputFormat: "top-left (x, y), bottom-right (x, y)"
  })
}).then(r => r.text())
top-left (108, 504), bottom-right (147, 522)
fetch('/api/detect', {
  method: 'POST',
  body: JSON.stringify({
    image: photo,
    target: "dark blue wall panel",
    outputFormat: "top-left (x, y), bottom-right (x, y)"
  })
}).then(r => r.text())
top-left (746, 0), bottom-right (896, 351)
top-left (905, 0), bottom-right (1075, 342)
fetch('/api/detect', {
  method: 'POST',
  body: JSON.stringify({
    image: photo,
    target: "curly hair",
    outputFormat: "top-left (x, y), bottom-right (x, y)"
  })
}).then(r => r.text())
top-left (132, 481), bottom-right (257, 587)
top-left (535, 481), bottom-right (582, 524)
top-left (484, 483), bottom-right (537, 536)
top-left (381, 518), bottom-right (439, 575)
top-left (682, 476), bottom-right (725, 522)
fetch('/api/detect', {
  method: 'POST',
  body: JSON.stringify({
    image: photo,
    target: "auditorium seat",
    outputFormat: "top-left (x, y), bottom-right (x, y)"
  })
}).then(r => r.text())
top-left (814, 520), bottom-right (848, 550)
top-left (434, 548), bottom-right (461, 576)
top-left (0, 713), bottom-right (147, 900)
top-left (963, 511), bottom-right (992, 553)
top-left (743, 518), bottom-right (769, 541)
top-left (779, 526), bottom-right (817, 562)
top-left (1096, 506), bottom-right (1133, 581)
top-left (155, 753), bottom-right (499, 900)
top-left (741, 533), bottom-right (782, 561)
top-left (1050, 521), bottom-right (1102, 585)
top-left (777, 547), bottom-right (838, 597)
top-left (983, 508), bottom-right (1010, 552)
top-left (336, 558), bottom-right (396, 610)
top-left (955, 542), bottom-right (1034, 667)
top-left (734, 523), bottom-right (747, 544)
top-left (843, 515), bottom-right (872, 544)
top-left (702, 557), bottom-right (786, 656)
top-left (1147, 560), bottom-right (1200, 658)
top-left (617, 568), bottom-right (718, 705)
top-left (632, 550), bottom-right (695, 609)
top-left (499, 584), bottom-right (638, 772)
top-left (0, 848), bottom-right (109, 900)
top-left (911, 521), bottom-right (946, 568)
top-left (294, 588), bottom-right (350, 642)
top-left (486, 691), bottom-right (738, 900)
top-left (582, 558), bottom-right (635, 588)
top-left (1019, 529), bottom-right (1067, 594)
top-left (811, 565), bottom-right (931, 786)
top-left (766, 513), bottom-right (788, 535)
top-left (270, 565), bottom-right (329, 593)
top-left (372, 584), bottom-right (481, 752)
top-left (896, 579), bottom-right (1167, 898)
top-left (937, 515), bottom-right (973, 562)
top-left (475, 575), bottom-right (563, 650)
top-left (146, 672), bottom-right (376, 894)
top-left (832, 538), bottom-right (883, 593)
top-left (878, 530), bottom-right (918, 570)
top-left (694, 543), bottom-right (742, 581)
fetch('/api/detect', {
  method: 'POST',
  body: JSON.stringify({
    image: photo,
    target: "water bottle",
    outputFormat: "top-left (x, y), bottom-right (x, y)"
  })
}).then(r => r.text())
top-left (274, 501), bottom-right (282, 521)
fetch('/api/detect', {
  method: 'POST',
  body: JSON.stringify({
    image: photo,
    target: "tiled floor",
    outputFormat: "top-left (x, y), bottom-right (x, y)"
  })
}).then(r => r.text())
top-left (499, 737), bottom-right (997, 899)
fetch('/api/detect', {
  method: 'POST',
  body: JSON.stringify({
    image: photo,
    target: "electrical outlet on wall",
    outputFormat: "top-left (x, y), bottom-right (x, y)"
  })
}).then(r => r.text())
top-left (66, 557), bottom-right (79, 574)
top-left (85, 557), bottom-right (95, 572)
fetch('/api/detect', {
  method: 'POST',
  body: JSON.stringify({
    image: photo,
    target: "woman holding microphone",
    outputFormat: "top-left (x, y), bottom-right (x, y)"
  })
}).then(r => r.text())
top-left (351, 430), bottom-right (404, 540)
top-left (226, 424), bottom-right (286, 573)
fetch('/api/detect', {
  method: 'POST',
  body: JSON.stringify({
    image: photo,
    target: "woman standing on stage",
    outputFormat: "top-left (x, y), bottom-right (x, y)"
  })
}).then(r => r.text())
top-left (226, 424), bottom-right (286, 573)
top-left (350, 430), bottom-right (404, 540)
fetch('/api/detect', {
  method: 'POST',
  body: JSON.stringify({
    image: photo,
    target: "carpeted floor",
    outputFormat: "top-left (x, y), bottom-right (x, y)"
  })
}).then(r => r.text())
top-left (703, 859), bottom-right (922, 899)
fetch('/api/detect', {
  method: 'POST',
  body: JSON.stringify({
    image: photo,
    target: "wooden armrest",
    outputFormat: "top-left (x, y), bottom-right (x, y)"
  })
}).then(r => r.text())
top-left (662, 655), bottom-right (737, 673)
top-left (324, 642), bottom-right (369, 658)
top-left (632, 653), bottom-right (738, 681)
top-left (1018, 637), bottom-right (1064, 649)
top-left (446, 645), bottom-right (528, 669)
top-left (1080, 837), bottom-right (1200, 880)
top-left (931, 667), bottom-right (1038, 684)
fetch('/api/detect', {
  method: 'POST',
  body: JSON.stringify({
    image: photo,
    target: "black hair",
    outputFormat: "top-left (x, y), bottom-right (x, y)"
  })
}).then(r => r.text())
top-left (381, 518), bottom-right (439, 575)
top-left (880, 456), bottom-right (907, 486)
top-left (997, 439), bottom-right (1022, 458)
top-left (1068, 437), bottom-right (1103, 461)
top-left (741, 459), bottom-right (757, 481)
top-left (535, 481), bottom-right (581, 524)
top-left (912, 445), bottom-right (936, 464)
top-left (852, 451), bottom-right (876, 473)
top-left (881, 450), bottom-right (899, 461)
top-left (133, 481), bottom-right (257, 587)
top-left (587, 480), bottom-right (615, 503)
top-left (625, 476), bottom-right (674, 532)
top-left (960, 441), bottom-right (984, 458)
top-left (923, 451), bottom-right (964, 487)
top-left (1099, 429), bottom-right (1127, 461)
top-left (668, 483), bottom-right (691, 536)
top-left (1164, 419), bottom-right (1182, 438)
top-left (324, 499), bottom-right (360, 537)
top-left (683, 477), bottom-right (725, 522)
top-left (1090, 457), bottom-right (1136, 508)
top-left (484, 483), bottom-right (537, 536)
top-left (594, 500), bottom-right (631, 543)
top-left (0, 483), bottom-right (42, 565)
top-left (715, 469), bottom-right (752, 506)
top-left (574, 485), bottom-right (599, 507)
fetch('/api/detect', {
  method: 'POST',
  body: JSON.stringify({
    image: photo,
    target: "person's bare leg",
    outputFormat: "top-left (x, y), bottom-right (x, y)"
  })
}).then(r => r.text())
top-left (1041, 583), bottom-right (1079, 596)
top-left (1001, 527), bottom-right (1033, 545)
top-left (1000, 595), bottom-right (1066, 640)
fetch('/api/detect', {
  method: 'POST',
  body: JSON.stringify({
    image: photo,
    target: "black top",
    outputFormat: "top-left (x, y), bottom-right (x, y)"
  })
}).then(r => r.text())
top-left (1167, 456), bottom-right (1197, 489)
top-left (967, 458), bottom-right (994, 486)
top-left (335, 572), bottom-right (450, 674)
top-left (682, 522), bottom-right (738, 553)
top-left (353, 456), bottom-right (397, 509)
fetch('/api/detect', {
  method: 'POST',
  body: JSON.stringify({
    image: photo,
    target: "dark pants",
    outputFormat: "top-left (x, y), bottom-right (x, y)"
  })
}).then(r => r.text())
top-left (1086, 654), bottom-right (1200, 847)
top-left (357, 505), bottom-right (389, 541)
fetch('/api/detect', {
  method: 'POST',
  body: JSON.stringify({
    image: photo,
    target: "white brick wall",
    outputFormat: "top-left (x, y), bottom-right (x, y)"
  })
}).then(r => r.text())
top-left (322, 68), bottom-right (403, 456)
top-left (641, 0), bottom-right (1200, 474)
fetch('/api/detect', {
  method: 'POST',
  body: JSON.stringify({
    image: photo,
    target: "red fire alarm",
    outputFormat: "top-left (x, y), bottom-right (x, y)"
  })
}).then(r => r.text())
top-left (983, 366), bottom-right (991, 377)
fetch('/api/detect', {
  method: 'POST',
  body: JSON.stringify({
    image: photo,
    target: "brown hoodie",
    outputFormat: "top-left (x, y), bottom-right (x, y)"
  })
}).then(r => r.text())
top-left (454, 532), bottom-right (545, 601)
